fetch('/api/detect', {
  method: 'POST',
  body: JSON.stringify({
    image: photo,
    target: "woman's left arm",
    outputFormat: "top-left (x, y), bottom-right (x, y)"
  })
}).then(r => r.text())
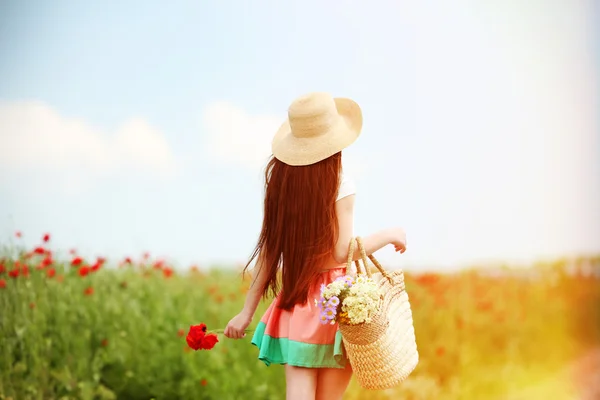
top-left (223, 259), bottom-right (268, 339)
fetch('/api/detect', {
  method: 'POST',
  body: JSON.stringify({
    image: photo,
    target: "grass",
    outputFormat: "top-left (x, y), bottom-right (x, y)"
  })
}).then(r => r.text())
top-left (1, 242), bottom-right (599, 399)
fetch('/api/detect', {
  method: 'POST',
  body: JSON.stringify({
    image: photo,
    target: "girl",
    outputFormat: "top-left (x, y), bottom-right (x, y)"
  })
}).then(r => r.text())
top-left (224, 92), bottom-right (407, 400)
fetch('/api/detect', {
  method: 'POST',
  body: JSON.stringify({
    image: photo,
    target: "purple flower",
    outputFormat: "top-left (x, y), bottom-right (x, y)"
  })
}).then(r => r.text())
top-left (316, 296), bottom-right (327, 309)
top-left (327, 296), bottom-right (340, 307)
top-left (324, 307), bottom-right (336, 320)
top-left (319, 312), bottom-right (329, 324)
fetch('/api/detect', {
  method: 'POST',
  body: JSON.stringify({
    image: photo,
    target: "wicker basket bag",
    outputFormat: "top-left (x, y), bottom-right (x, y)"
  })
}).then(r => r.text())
top-left (339, 237), bottom-right (419, 390)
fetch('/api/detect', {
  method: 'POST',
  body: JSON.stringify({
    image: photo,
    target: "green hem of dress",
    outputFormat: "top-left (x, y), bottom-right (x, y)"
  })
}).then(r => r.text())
top-left (251, 321), bottom-right (346, 369)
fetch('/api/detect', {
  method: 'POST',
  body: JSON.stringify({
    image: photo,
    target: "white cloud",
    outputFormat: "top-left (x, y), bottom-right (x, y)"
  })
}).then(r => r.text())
top-left (0, 100), bottom-right (180, 183)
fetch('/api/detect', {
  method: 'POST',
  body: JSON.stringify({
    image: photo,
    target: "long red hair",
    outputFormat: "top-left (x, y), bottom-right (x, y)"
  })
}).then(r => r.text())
top-left (243, 152), bottom-right (342, 311)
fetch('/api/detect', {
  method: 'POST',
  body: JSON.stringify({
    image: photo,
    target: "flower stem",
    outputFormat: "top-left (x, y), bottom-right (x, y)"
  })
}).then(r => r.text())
top-left (209, 328), bottom-right (255, 334)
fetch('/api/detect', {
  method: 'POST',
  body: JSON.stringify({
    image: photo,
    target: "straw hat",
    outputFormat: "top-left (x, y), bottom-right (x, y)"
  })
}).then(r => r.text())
top-left (272, 92), bottom-right (363, 166)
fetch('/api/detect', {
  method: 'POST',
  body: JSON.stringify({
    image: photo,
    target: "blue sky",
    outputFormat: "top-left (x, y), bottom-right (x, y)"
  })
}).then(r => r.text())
top-left (1, 0), bottom-right (598, 271)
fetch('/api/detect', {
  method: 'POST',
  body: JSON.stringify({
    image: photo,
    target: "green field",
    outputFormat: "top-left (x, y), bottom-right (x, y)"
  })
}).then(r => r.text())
top-left (1, 243), bottom-right (599, 400)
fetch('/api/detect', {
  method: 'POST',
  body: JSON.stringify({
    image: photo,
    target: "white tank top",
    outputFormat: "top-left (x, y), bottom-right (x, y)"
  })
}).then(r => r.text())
top-left (336, 173), bottom-right (356, 202)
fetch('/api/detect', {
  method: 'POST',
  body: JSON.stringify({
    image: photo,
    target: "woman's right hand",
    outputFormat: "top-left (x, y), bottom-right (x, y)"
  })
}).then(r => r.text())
top-left (389, 227), bottom-right (407, 253)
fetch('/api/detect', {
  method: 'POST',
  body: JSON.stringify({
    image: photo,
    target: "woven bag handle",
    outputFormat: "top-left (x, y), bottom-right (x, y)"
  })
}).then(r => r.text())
top-left (345, 238), bottom-right (370, 276)
top-left (356, 236), bottom-right (394, 284)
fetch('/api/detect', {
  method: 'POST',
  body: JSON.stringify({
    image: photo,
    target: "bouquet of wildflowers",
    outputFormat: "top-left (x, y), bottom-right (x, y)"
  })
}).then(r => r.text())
top-left (316, 274), bottom-right (381, 325)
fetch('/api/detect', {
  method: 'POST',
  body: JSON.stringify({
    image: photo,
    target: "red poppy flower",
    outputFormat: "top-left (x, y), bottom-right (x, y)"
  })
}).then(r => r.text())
top-left (436, 346), bottom-right (446, 357)
top-left (186, 324), bottom-right (219, 350)
top-left (71, 257), bottom-right (83, 267)
top-left (47, 268), bottom-right (56, 278)
top-left (0, 279), bottom-right (6, 288)
top-left (84, 286), bottom-right (94, 296)
top-left (0, 263), bottom-right (5, 274)
top-left (79, 266), bottom-right (91, 277)
top-left (34, 247), bottom-right (45, 255)
top-left (9, 268), bottom-right (19, 278)
top-left (15, 231), bottom-right (22, 238)
top-left (29, 302), bottom-right (35, 309)
top-left (177, 328), bottom-right (185, 337)
top-left (43, 233), bottom-right (50, 242)
top-left (91, 262), bottom-right (102, 272)
top-left (200, 379), bottom-right (208, 386)
top-left (21, 265), bottom-right (29, 277)
top-left (163, 267), bottom-right (174, 278)
top-left (101, 339), bottom-right (108, 347)
top-left (42, 256), bottom-right (53, 267)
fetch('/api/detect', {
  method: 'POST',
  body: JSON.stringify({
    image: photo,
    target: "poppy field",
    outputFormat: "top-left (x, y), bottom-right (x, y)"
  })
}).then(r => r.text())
top-left (1, 233), bottom-right (599, 400)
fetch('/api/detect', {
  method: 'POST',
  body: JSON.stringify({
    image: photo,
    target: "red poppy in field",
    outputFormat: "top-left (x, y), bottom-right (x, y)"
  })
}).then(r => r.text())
top-left (71, 257), bottom-right (83, 267)
top-left (0, 263), bottom-right (5, 274)
top-left (101, 339), bottom-right (108, 347)
top-left (186, 324), bottom-right (219, 351)
top-left (415, 272), bottom-right (440, 287)
top-left (124, 257), bottom-right (132, 265)
top-left (29, 302), bottom-right (35, 309)
top-left (34, 247), bottom-right (46, 255)
top-left (143, 252), bottom-right (150, 260)
top-left (0, 279), bottom-right (6, 288)
top-left (91, 262), bottom-right (102, 272)
top-left (436, 346), bottom-right (446, 357)
top-left (477, 300), bottom-right (493, 312)
top-left (79, 266), bottom-right (91, 277)
top-left (21, 265), bottom-right (29, 277)
top-left (15, 231), bottom-right (22, 238)
top-left (84, 286), bottom-right (94, 296)
top-left (163, 267), bottom-right (174, 278)
top-left (178, 328), bottom-right (185, 337)
top-left (47, 268), bottom-right (56, 278)
top-left (9, 268), bottom-right (19, 278)
top-left (455, 316), bottom-right (464, 330)
top-left (42, 256), bottom-right (53, 268)
top-left (42, 233), bottom-right (50, 242)
top-left (69, 248), bottom-right (77, 255)
top-left (200, 379), bottom-right (207, 386)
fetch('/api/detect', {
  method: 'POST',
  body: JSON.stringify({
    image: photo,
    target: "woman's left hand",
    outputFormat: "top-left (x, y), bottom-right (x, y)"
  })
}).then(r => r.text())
top-left (224, 311), bottom-right (252, 339)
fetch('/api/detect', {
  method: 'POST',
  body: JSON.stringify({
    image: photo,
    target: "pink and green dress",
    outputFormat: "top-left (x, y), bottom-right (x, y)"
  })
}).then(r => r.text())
top-left (250, 174), bottom-right (356, 369)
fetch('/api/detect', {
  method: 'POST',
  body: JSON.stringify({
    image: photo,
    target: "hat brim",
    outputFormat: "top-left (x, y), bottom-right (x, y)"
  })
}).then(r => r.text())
top-left (271, 97), bottom-right (363, 166)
